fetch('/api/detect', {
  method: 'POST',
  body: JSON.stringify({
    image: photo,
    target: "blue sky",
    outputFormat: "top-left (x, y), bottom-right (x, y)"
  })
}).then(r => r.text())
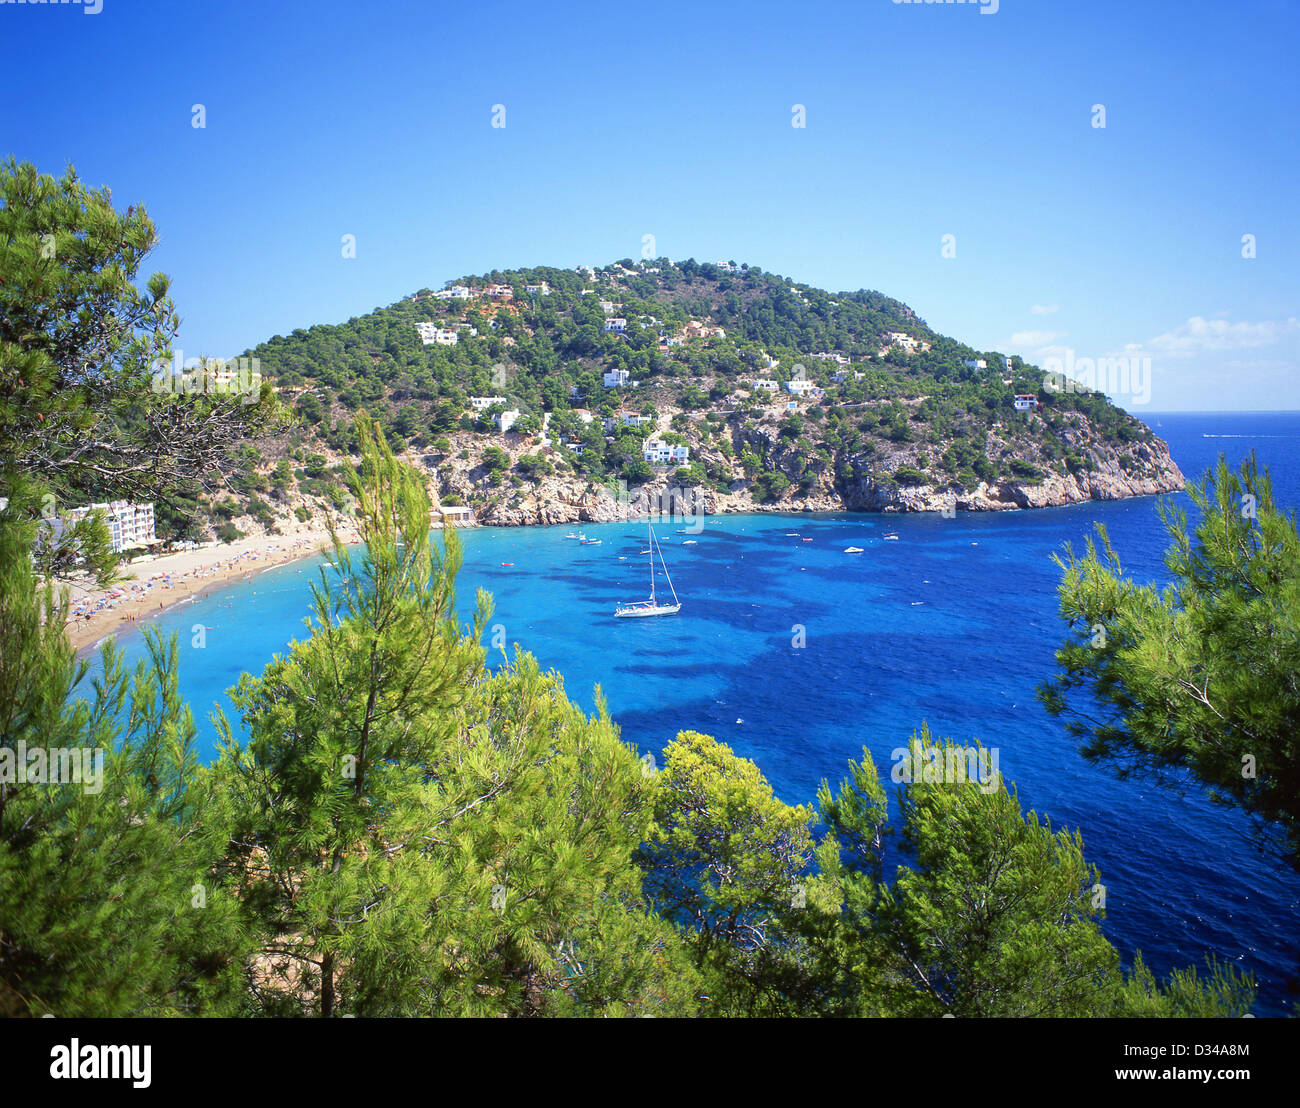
top-left (2, 0), bottom-right (1296, 410)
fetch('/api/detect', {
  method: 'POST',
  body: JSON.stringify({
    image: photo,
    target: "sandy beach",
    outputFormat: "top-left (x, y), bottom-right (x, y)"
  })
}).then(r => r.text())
top-left (63, 524), bottom-right (361, 657)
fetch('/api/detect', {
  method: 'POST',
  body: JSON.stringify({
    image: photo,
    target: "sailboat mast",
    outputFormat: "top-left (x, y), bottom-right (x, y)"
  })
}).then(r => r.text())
top-left (651, 526), bottom-right (679, 607)
top-left (647, 519), bottom-right (655, 602)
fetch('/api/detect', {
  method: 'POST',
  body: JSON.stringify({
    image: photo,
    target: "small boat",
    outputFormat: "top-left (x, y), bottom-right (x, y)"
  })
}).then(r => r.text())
top-left (844, 546), bottom-right (864, 554)
top-left (676, 529), bottom-right (691, 534)
top-left (615, 523), bottom-right (681, 618)
top-left (681, 540), bottom-right (697, 545)
top-left (883, 533), bottom-right (899, 541)
top-left (566, 531), bottom-right (586, 541)
top-left (580, 538), bottom-right (602, 546)
top-left (500, 562), bottom-right (514, 567)
top-left (785, 533), bottom-right (799, 537)
top-left (801, 538), bottom-right (813, 543)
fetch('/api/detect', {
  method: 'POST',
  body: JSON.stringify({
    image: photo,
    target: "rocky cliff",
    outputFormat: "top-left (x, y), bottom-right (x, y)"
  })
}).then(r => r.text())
top-left (431, 418), bottom-right (1185, 527)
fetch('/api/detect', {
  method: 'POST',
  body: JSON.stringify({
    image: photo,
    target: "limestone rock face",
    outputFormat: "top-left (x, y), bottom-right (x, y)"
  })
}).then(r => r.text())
top-left (413, 417), bottom-right (1185, 527)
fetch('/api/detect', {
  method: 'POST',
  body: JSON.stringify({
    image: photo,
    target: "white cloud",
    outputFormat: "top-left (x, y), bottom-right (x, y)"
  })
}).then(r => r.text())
top-left (1032, 343), bottom-right (1074, 364)
top-left (1030, 304), bottom-right (1060, 315)
top-left (1127, 316), bottom-right (1300, 359)
top-left (1008, 330), bottom-right (1067, 348)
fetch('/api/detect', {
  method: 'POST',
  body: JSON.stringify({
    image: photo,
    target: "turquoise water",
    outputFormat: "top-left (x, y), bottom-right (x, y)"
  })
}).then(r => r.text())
top-left (82, 412), bottom-right (1300, 1014)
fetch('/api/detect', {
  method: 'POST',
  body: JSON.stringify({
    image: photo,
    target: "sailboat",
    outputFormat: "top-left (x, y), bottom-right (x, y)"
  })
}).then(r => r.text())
top-left (615, 522), bottom-right (681, 617)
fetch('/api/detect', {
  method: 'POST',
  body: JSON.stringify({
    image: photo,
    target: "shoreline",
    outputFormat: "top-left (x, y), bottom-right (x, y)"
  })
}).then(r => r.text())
top-left (66, 526), bottom-right (360, 659)
top-left (65, 485), bottom-right (1188, 659)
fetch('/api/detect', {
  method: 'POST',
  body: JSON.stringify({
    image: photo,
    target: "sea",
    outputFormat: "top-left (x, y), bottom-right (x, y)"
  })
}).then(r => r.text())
top-left (80, 411), bottom-right (1300, 1014)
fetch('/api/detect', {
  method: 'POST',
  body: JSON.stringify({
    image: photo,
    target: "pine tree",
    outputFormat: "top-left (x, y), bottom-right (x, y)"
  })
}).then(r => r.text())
top-left (211, 414), bottom-right (696, 1015)
top-left (812, 723), bottom-right (1255, 1017)
top-left (1040, 453), bottom-right (1300, 866)
top-left (635, 730), bottom-right (816, 1015)
top-left (0, 481), bottom-right (249, 1016)
top-left (0, 158), bottom-right (285, 584)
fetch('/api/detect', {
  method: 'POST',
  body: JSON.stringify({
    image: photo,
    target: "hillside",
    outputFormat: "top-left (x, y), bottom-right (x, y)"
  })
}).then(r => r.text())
top-left (190, 259), bottom-right (1183, 539)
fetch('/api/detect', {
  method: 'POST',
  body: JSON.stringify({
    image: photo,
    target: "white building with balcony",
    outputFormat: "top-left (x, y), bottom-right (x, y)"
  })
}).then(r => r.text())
top-left (416, 322), bottom-right (459, 345)
top-left (68, 501), bottom-right (157, 554)
top-left (643, 440), bottom-right (689, 466)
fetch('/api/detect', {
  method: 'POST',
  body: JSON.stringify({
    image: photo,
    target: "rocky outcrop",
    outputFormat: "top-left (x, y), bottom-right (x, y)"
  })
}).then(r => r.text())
top-left (406, 405), bottom-right (1186, 527)
top-left (435, 446), bottom-right (1183, 527)
top-left (838, 435), bottom-right (1184, 514)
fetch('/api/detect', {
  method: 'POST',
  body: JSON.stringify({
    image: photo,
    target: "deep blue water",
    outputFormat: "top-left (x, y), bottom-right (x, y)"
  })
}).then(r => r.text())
top-left (82, 411), bottom-right (1300, 1014)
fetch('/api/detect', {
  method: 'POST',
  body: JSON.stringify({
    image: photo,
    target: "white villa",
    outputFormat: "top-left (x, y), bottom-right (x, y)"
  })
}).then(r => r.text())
top-left (786, 379), bottom-right (820, 396)
top-left (433, 285), bottom-right (473, 301)
top-left (603, 368), bottom-right (630, 388)
top-left (1013, 394), bottom-right (1039, 411)
top-left (881, 331), bottom-right (930, 355)
top-left (469, 396), bottom-right (507, 411)
top-left (416, 322), bottom-right (459, 346)
top-left (602, 412), bottom-right (651, 432)
top-left (605, 318), bottom-right (627, 332)
top-left (685, 321), bottom-right (725, 339)
top-left (495, 409), bottom-right (521, 432)
top-left (643, 440), bottom-right (689, 466)
top-left (963, 358), bottom-right (988, 369)
top-left (750, 379), bottom-right (779, 392)
top-left (524, 282), bottom-right (550, 295)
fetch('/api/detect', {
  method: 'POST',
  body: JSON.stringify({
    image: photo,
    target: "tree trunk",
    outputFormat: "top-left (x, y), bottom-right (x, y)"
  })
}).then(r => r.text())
top-left (321, 952), bottom-right (334, 1018)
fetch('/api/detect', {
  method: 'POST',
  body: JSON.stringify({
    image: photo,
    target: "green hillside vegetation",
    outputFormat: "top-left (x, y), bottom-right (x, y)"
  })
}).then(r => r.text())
top-left (204, 258), bottom-right (1167, 533)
